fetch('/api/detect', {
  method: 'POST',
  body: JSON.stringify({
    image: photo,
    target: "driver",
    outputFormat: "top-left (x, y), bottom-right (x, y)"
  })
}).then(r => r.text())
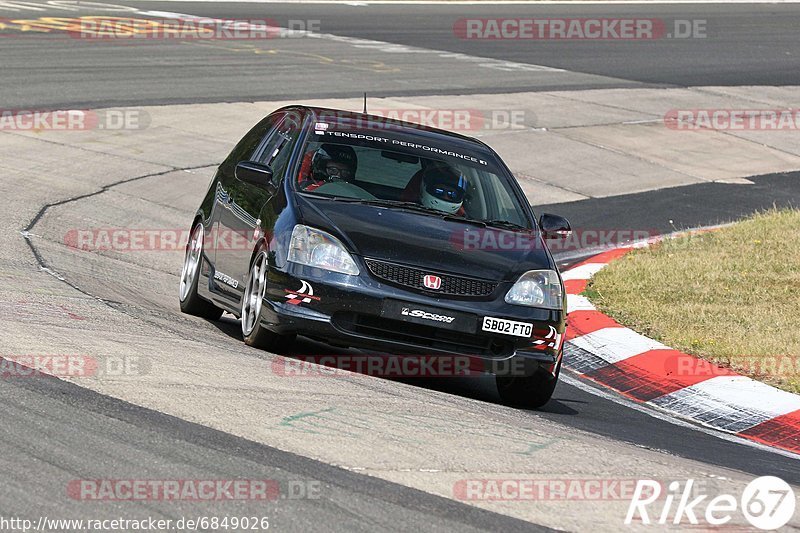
top-left (298, 144), bottom-right (357, 191)
top-left (419, 165), bottom-right (467, 215)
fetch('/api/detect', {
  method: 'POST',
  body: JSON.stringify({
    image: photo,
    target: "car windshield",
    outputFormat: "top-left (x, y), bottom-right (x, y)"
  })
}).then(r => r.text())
top-left (294, 128), bottom-right (531, 229)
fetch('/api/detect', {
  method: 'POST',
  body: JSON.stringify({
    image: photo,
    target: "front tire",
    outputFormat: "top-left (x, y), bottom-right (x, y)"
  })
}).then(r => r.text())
top-left (496, 358), bottom-right (561, 409)
top-left (241, 251), bottom-right (295, 351)
top-left (179, 222), bottom-right (223, 320)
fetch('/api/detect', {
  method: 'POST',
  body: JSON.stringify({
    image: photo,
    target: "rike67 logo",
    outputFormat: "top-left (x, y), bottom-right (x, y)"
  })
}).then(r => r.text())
top-left (626, 476), bottom-right (796, 530)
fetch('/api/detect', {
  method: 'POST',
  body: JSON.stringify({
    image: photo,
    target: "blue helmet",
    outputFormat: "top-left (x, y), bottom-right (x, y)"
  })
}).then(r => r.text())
top-left (420, 165), bottom-right (467, 214)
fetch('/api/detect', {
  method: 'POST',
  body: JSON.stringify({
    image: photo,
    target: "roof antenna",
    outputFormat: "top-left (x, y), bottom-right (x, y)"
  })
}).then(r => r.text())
top-left (362, 92), bottom-right (368, 114)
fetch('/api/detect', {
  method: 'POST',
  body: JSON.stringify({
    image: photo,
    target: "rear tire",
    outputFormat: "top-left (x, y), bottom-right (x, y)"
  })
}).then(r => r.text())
top-left (241, 250), bottom-right (295, 351)
top-left (179, 222), bottom-right (223, 320)
top-left (496, 358), bottom-right (561, 409)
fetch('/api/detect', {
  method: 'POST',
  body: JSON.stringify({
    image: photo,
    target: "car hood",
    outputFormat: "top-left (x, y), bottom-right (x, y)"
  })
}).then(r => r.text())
top-left (296, 195), bottom-right (554, 283)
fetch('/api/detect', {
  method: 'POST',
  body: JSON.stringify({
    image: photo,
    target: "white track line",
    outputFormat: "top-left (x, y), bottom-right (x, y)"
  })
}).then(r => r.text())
top-left (566, 294), bottom-right (595, 313)
top-left (136, 9), bottom-right (566, 74)
top-left (561, 262), bottom-right (607, 281)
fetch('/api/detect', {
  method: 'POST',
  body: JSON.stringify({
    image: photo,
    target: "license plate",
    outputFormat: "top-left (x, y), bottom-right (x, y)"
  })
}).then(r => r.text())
top-left (481, 317), bottom-right (533, 338)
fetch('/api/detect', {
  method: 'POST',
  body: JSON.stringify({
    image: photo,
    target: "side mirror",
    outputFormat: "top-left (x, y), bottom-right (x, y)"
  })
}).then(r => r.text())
top-left (539, 213), bottom-right (572, 239)
top-left (235, 161), bottom-right (276, 193)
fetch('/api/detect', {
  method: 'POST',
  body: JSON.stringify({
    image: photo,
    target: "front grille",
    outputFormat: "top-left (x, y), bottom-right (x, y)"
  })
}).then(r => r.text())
top-left (333, 312), bottom-right (514, 358)
top-left (364, 258), bottom-right (497, 297)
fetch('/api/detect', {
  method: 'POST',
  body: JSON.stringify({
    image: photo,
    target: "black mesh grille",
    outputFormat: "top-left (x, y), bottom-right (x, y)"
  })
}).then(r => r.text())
top-left (364, 258), bottom-right (497, 296)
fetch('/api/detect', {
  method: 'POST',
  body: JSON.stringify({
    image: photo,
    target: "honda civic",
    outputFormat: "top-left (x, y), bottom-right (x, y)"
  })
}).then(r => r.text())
top-left (179, 106), bottom-right (572, 407)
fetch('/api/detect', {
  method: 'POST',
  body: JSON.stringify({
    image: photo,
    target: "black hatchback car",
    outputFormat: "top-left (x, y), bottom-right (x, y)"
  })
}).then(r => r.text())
top-left (179, 106), bottom-right (571, 407)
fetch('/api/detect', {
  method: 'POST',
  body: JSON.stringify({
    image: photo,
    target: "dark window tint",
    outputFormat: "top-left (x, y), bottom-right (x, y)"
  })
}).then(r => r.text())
top-left (257, 114), bottom-right (303, 185)
top-left (222, 112), bottom-right (285, 172)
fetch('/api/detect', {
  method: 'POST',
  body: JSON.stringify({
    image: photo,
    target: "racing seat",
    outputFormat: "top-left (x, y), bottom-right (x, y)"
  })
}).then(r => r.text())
top-left (297, 150), bottom-right (324, 191)
top-left (399, 169), bottom-right (425, 202)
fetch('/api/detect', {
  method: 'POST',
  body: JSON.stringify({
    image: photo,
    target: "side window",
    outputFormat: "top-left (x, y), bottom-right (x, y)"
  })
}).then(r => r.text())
top-left (223, 113), bottom-right (283, 172)
top-left (257, 114), bottom-right (302, 184)
top-left (479, 172), bottom-right (526, 226)
top-left (250, 112), bottom-right (287, 162)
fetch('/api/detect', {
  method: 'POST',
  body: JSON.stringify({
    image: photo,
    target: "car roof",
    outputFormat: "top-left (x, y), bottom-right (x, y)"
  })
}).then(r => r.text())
top-left (284, 105), bottom-right (499, 159)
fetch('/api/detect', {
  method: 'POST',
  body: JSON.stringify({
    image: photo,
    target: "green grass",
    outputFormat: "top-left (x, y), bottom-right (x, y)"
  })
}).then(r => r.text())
top-left (587, 209), bottom-right (800, 393)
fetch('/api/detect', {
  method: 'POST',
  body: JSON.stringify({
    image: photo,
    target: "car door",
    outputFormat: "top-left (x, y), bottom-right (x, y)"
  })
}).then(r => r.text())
top-left (215, 111), bottom-right (302, 301)
top-left (210, 111), bottom-right (286, 300)
top-left (248, 110), bottom-right (305, 273)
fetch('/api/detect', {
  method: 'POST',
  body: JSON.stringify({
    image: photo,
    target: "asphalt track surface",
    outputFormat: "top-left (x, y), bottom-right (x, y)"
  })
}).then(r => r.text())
top-left (3, 1), bottom-right (800, 531)
top-left (2, 2), bottom-right (800, 108)
top-left (1, 371), bottom-right (550, 532)
top-left (153, 2), bottom-right (800, 86)
top-left (541, 171), bottom-right (800, 265)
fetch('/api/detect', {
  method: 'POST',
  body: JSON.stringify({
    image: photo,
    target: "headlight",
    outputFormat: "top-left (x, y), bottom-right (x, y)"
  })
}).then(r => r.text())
top-left (288, 225), bottom-right (359, 275)
top-left (505, 270), bottom-right (563, 309)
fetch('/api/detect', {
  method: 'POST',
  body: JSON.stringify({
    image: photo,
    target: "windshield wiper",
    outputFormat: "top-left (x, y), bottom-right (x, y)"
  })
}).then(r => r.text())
top-left (443, 216), bottom-right (528, 231)
top-left (309, 195), bottom-right (446, 215)
top-left (442, 215), bottom-right (485, 227)
top-left (483, 219), bottom-right (529, 231)
top-left (309, 195), bottom-right (367, 203)
top-left (352, 199), bottom-right (448, 216)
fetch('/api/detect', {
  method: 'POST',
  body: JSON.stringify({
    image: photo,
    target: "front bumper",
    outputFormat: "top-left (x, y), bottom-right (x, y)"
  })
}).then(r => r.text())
top-left (261, 262), bottom-right (565, 377)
